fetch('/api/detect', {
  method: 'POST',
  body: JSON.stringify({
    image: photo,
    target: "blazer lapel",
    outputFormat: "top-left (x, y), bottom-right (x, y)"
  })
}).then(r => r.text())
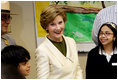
top-left (63, 36), bottom-right (74, 62)
top-left (44, 36), bottom-right (66, 66)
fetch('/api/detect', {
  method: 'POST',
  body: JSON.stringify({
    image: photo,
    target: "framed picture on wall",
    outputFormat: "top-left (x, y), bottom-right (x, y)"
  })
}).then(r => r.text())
top-left (34, 1), bottom-right (116, 52)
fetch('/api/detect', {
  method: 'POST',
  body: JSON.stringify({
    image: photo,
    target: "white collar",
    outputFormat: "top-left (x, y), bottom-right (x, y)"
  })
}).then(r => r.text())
top-left (102, 50), bottom-right (113, 56)
top-left (99, 47), bottom-right (117, 55)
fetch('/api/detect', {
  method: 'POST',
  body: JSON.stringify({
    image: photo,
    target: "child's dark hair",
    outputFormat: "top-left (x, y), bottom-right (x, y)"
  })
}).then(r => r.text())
top-left (1, 45), bottom-right (31, 67)
top-left (98, 22), bottom-right (117, 50)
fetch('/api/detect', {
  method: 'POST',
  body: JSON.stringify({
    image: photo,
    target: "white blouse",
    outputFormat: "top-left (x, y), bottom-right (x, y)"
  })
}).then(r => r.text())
top-left (99, 47), bottom-right (117, 62)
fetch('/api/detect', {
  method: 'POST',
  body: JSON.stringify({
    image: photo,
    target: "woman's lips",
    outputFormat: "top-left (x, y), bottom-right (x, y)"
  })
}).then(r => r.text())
top-left (54, 31), bottom-right (62, 34)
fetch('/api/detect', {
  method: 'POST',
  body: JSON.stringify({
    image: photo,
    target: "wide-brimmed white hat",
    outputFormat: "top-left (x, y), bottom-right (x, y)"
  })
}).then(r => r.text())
top-left (1, 1), bottom-right (16, 15)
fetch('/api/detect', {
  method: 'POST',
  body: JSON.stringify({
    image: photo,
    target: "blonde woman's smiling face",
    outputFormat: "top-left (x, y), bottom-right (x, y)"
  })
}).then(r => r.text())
top-left (47, 15), bottom-right (65, 42)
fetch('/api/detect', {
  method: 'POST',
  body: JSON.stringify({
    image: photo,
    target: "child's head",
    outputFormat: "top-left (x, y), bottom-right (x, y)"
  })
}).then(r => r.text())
top-left (98, 22), bottom-right (117, 49)
top-left (1, 45), bottom-right (31, 76)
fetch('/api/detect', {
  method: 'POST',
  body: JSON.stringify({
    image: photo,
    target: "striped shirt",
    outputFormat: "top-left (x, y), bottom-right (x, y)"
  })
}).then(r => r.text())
top-left (92, 5), bottom-right (117, 45)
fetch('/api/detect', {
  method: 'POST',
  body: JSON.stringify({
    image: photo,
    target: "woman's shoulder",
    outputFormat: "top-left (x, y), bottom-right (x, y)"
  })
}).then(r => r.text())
top-left (37, 37), bottom-right (49, 48)
top-left (35, 43), bottom-right (48, 57)
top-left (35, 38), bottom-right (47, 52)
top-left (64, 36), bottom-right (75, 42)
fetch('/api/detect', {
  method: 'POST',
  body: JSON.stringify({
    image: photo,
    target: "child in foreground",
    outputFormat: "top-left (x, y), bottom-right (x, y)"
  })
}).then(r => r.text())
top-left (1, 45), bottom-right (31, 79)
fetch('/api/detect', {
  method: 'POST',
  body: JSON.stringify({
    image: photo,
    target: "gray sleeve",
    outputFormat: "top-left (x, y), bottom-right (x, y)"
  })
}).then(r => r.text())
top-left (1, 34), bottom-right (16, 50)
top-left (7, 34), bottom-right (16, 45)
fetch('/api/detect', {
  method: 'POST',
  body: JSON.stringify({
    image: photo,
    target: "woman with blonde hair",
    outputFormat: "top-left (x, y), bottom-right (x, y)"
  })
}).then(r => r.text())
top-left (35, 5), bottom-right (83, 79)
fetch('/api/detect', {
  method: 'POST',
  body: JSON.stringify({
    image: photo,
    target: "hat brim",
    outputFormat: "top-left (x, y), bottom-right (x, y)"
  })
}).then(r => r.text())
top-left (1, 12), bottom-right (17, 15)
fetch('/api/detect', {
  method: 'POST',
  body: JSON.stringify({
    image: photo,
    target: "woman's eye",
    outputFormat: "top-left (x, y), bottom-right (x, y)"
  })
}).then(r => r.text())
top-left (50, 23), bottom-right (55, 26)
top-left (59, 21), bottom-right (62, 24)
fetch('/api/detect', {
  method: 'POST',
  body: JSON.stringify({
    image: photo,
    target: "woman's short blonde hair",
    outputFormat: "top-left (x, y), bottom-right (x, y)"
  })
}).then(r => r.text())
top-left (40, 5), bottom-right (67, 32)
